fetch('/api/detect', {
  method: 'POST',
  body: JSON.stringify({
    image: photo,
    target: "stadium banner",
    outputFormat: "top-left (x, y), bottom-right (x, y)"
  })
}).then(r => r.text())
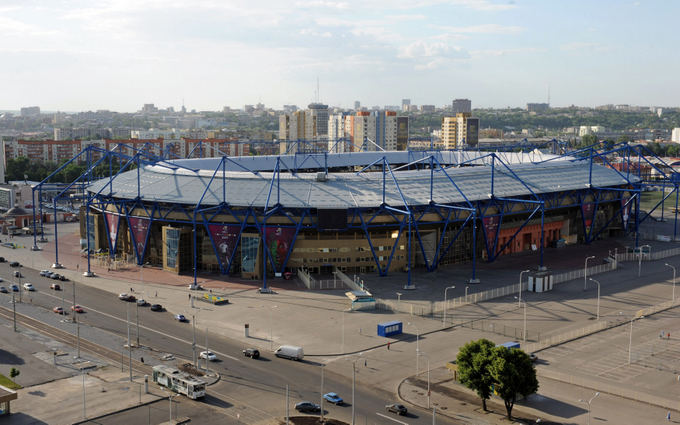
top-left (103, 212), bottom-right (120, 257)
top-left (207, 224), bottom-right (241, 272)
top-left (482, 216), bottom-right (499, 254)
top-left (581, 202), bottom-right (595, 227)
top-left (264, 226), bottom-right (296, 271)
top-left (621, 197), bottom-right (632, 230)
top-left (165, 227), bottom-right (180, 269)
top-left (128, 217), bottom-right (151, 263)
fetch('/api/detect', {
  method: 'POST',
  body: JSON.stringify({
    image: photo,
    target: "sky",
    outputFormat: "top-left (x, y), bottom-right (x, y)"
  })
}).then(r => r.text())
top-left (1, 0), bottom-right (678, 112)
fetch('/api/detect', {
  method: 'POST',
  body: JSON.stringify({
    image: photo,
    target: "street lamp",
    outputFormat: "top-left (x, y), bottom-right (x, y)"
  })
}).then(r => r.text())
top-left (638, 244), bottom-right (651, 277)
top-left (514, 297), bottom-right (527, 342)
top-left (465, 286), bottom-right (469, 303)
top-left (408, 321), bottom-right (420, 373)
top-left (519, 269), bottom-right (530, 306)
top-left (418, 351), bottom-right (431, 409)
top-left (442, 286), bottom-right (456, 326)
top-left (584, 256), bottom-right (595, 291)
top-left (628, 316), bottom-right (644, 364)
top-left (588, 278), bottom-right (601, 320)
top-left (351, 353), bottom-right (363, 425)
top-left (578, 391), bottom-right (599, 425)
top-left (665, 263), bottom-right (676, 302)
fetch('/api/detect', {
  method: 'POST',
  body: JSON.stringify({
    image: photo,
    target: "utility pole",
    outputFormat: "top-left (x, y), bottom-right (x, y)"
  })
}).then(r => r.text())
top-left (351, 362), bottom-right (356, 425)
top-left (192, 314), bottom-right (197, 369)
top-left (127, 302), bottom-right (132, 381)
top-left (136, 301), bottom-right (140, 347)
top-left (72, 280), bottom-right (76, 323)
top-left (205, 328), bottom-right (209, 373)
top-left (12, 292), bottom-right (17, 332)
top-left (320, 366), bottom-right (325, 422)
top-left (286, 384), bottom-right (290, 425)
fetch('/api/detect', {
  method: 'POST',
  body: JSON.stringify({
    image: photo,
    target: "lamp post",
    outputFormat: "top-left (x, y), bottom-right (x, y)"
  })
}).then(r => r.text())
top-left (665, 263), bottom-right (676, 302)
top-left (418, 351), bottom-right (431, 409)
top-left (464, 286), bottom-right (469, 303)
top-left (408, 321), bottom-right (420, 373)
top-left (442, 285), bottom-right (456, 326)
top-left (514, 297), bottom-right (527, 342)
top-left (628, 316), bottom-right (643, 365)
top-left (584, 256), bottom-right (595, 291)
top-left (351, 353), bottom-right (363, 425)
top-left (519, 269), bottom-right (530, 306)
top-left (638, 244), bottom-right (651, 277)
top-left (588, 278), bottom-right (601, 320)
top-left (578, 392), bottom-right (599, 425)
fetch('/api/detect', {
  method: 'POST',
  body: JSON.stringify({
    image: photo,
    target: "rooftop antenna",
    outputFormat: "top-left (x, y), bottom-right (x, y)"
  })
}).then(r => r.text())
top-left (316, 77), bottom-right (320, 103)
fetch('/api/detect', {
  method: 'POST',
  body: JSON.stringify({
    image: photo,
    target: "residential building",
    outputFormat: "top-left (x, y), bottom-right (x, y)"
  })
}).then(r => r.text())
top-left (420, 105), bottom-right (435, 113)
top-left (20, 106), bottom-right (40, 117)
top-left (328, 112), bottom-right (351, 153)
top-left (441, 113), bottom-right (479, 149)
top-left (278, 104), bottom-right (328, 154)
top-left (401, 99), bottom-right (411, 112)
top-left (527, 103), bottom-right (550, 113)
top-left (672, 128), bottom-right (680, 143)
top-left (451, 99), bottom-right (472, 114)
top-left (354, 101), bottom-right (361, 110)
top-left (396, 117), bottom-right (409, 151)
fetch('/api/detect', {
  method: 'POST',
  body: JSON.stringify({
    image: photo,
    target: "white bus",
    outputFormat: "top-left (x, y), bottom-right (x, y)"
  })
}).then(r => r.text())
top-left (152, 365), bottom-right (207, 399)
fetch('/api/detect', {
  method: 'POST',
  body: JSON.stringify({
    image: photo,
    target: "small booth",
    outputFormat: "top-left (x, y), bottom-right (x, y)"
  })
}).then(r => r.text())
top-left (345, 290), bottom-right (375, 311)
top-left (377, 320), bottom-right (403, 337)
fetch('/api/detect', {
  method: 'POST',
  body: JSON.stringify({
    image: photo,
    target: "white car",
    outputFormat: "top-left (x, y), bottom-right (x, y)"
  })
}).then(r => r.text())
top-left (199, 351), bottom-right (217, 361)
top-left (23, 283), bottom-right (35, 291)
top-left (40, 270), bottom-right (50, 277)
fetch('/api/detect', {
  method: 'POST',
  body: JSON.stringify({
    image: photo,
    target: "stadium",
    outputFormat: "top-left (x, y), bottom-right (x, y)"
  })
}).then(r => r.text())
top-left (27, 142), bottom-right (657, 290)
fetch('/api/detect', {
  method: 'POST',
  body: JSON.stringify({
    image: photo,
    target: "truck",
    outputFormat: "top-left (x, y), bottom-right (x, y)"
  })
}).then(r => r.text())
top-left (274, 345), bottom-right (304, 361)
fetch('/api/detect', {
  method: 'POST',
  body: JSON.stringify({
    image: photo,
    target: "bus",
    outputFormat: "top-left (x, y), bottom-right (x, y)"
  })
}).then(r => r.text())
top-left (152, 365), bottom-right (207, 399)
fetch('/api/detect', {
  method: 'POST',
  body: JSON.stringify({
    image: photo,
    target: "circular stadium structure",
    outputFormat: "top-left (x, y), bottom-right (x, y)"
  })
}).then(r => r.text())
top-left (72, 148), bottom-right (640, 287)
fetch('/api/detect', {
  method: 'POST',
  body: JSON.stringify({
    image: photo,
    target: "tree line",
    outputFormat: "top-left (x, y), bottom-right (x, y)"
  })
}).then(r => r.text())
top-left (5, 157), bottom-right (133, 183)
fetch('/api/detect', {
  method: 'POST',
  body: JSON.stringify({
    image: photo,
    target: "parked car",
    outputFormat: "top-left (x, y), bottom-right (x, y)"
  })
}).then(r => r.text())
top-left (10, 284), bottom-right (19, 292)
top-left (243, 348), bottom-right (260, 359)
top-left (386, 404), bottom-right (408, 416)
top-left (174, 314), bottom-right (188, 322)
top-left (9, 261), bottom-right (20, 267)
top-left (71, 305), bottom-right (85, 313)
top-left (51, 273), bottom-right (61, 280)
top-left (23, 283), bottom-right (35, 291)
top-left (323, 392), bottom-right (343, 405)
top-left (0, 277), bottom-right (4, 282)
top-left (0, 257), bottom-right (5, 262)
top-left (199, 351), bottom-right (217, 361)
top-left (118, 293), bottom-right (136, 302)
top-left (150, 304), bottom-right (163, 312)
top-left (294, 402), bottom-right (321, 413)
top-left (53, 306), bottom-right (66, 315)
top-left (274, 345), bottom-right (304, 361)
top-left (40, 270), bottom-right (50, 277)
top-left (13, 271), bottom-right (22, 278)
top-left (188, 284), bottom-right (203, 290)
top-left (50, 283), bottom-right (61, 291)
top-left (59, 275), bottom-right (68, 281)
top-left (0, 286), bottom-right (8, 294)
top-left (136, 299), bottom-right (148, 306)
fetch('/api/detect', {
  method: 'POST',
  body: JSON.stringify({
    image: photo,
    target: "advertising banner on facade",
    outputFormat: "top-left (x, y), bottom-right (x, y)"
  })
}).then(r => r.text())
top-left (104, 212), bottom-right (120, 256)
top-left (264, 226), bottom-right (296, 270)
top-left (207, 224), bottom-right (241, 271)
top-left (128, 217), bottom-right (151, 263)
top-left (482, 216), bottom-right (500, 254)
top-left (621, 198), bottom-right (632, 230)
top-left (581, 203), bottom-right (595, 228)
top-left (165, 228), bottom-right (180, 269)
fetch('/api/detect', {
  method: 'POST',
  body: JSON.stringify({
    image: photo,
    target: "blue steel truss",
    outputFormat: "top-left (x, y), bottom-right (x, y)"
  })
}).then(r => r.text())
top-left (31, 141), bottom-right (656, 286)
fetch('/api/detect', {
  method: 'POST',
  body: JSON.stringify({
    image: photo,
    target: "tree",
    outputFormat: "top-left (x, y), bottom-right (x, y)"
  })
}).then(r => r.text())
top-left (456, 339), bottom-right (496, 411)
top-left (580, 133), bottom-right (598, 148)
top-left (9, 368), bottom-right (20, 379)
top-left (489, 347), bottom-right (538, 420)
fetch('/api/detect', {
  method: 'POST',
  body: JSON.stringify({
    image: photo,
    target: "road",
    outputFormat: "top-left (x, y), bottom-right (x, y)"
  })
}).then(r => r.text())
top-left (0, 260), bottom-right (456, 425)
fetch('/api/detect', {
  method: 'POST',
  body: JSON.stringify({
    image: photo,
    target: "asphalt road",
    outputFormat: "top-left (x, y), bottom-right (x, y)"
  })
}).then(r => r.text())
top-left (0, 260), bottom-right (455, 425)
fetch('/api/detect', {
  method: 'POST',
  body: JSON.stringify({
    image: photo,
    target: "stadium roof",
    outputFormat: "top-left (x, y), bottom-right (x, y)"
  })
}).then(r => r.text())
top-left (87, 156), bottom-right (637, 209)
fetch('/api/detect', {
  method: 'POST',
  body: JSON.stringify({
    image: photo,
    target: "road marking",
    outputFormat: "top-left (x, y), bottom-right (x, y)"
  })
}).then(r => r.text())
top-left (376, 412), bottom-right (409, 425)
top-left (14, 289), bottom-right (241, 362)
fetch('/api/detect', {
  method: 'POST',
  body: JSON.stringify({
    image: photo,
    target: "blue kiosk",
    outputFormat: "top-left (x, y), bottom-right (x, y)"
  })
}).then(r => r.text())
top-left (377, 321), bottom-right (403, 337)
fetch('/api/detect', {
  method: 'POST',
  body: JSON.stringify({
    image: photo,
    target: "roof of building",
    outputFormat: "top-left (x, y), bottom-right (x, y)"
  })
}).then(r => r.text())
top-left (87, 153), bottom-right (636, 209)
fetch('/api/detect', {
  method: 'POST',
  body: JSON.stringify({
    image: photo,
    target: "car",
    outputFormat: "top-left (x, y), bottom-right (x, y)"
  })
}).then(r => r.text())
top-left (118, 293), bottom-right (136, 302)
top-left (136, 299), bottom-right (148, 306)
top-left (53, 306), bottom-right (66, 315)
top-left (51, 273), bottom-right (61, 280)
top-left (150, 304), bottom-right (163, 312)
top-left (71, 305), bottom-right (84, 313)
top-left (323, 392), bottom-right (343, 405)
top-left (10, 284), bottom-right (19, 292)
top-left (175, 314), bottom-right (188, 322)
top-left (0, 277), bottom-right (3, 282)
top-left (59, 275), bottom-right (68, 281)
top-left (243, 348), bottom-right (260, 359)
top-left (9, 261), bottom-right (20, 267)
top-left (23, 283), bottom-right (35, 291)
top-left (294, 401), bottom-right (321, 413)
top-left (13, 271), bottom-right (22, 278)
top-left (199, 351), bottom-right (217, 361)
top-left (50, 283), bottom-right (61, 291)
top-left (386, 404), bottom-right (408, 416)
top-left (40, 270), bottom-right (50, 277)
top-left (0, 257), bottom-right (5, 262)
top-left (0, 286), bottom-right (7, 294)
top-left (188, 284), bottom-right (203, 290)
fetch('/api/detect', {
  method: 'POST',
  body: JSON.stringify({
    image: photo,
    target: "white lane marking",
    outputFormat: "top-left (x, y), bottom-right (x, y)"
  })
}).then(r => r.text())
top-left (376, 412), bottom-right (410, 425)
top-left (18, 288), bottom-right (240, 362)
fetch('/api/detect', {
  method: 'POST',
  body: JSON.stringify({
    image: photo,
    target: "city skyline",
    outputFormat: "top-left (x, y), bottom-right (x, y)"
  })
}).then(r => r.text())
top-left (1, 0), bottom-right (678, 112)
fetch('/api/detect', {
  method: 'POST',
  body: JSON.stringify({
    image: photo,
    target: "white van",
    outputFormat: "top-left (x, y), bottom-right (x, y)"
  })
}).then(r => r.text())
top-left (274, 345), bottom-right (304, 361)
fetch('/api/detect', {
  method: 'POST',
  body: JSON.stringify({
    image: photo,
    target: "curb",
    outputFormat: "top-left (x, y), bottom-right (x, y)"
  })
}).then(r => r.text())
top-left (71, 395), bottom-right (164, 424)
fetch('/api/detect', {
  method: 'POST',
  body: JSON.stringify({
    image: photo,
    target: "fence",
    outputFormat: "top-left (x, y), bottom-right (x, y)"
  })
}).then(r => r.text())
top-left (459, 318), bottom-right (539, 342)
top-left (296, 268), bottom-right (349, 290)
top-left (523, 320), bottom-right (611, 353)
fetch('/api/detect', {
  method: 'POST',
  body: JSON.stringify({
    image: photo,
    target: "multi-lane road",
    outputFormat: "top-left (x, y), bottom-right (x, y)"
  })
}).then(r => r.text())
top-left (0, 260), bottom-right (458, 425)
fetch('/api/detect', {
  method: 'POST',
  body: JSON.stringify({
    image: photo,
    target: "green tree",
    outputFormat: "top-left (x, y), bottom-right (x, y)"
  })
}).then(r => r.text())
top-left (490, 347), bottom-right (538, 420)
top-left (580, 133), bottom-right (598, 147)
top-left (9, 368), bottom-right (19, 379)
top-left (456, 339), bottom-right (496, 411)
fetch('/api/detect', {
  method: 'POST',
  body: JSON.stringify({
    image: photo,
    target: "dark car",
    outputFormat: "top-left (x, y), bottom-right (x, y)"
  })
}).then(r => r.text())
top-left (243, 348), bottom-right (260, 359)
top-left (386, 404), bottom-right (408, 416)
top-left (51, 273), bottom-right (61, 280)
top-left (13, 271), bottom-right (22, 278)
top-left (295, 401), bottom-right (321, 413)
top-left (118, 293), bottom-right (136, 302)
top-left (0, 256), bottom-right (6, 262)
top-left (10, 284), bottom-right (19, 292)
top-left (50, 283), bottom-right (61, 291)
top-left (59, 275), bottom-right (68, 281)
top-left (150, 304), bottom-right (163, 312)
top-left (9, 261), bottom-right (20, 267)
top-left (0, 286), bottom-right (8, 294)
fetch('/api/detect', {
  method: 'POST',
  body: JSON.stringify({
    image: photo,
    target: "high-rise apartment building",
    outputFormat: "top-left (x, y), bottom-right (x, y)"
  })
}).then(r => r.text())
top-left (441, 113), bottom-right (479, 149)
top-left (278, 104), bottom-right (328, 154)
top-left (20, 106), bottom-right (40, 117)
top-left (401, 99), bottom-right (411, 112)
top-left (672, 128), bottom-right (680, 143)
top-left (451, 99), bottom-right (471, 114)
top-left (527, 103), bottom-right (550, 113)
top-left (354, 101), bottom-right (361, 110)
top-left (327, 111), bottom-right (408, 152)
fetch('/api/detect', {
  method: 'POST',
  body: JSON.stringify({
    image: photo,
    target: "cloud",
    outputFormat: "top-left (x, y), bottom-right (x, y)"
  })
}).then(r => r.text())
top-left (398, 40), bottom-right (468, 60)
top-left (470, 46), bottom-right (545, 58)
top-left (449, 0), bottom-right (517, 11)
top-left (295, 0), bottom-right (349, 9)
top-left (433, 23), bottom-right (524, 34)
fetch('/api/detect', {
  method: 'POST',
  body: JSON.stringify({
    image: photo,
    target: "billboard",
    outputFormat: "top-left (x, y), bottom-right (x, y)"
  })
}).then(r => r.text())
top-left (264, 226), bottom-right (296, 271)
top-left (165, 228), bottom-right (180, 269)
top-left (207, 224), bottom-right (241, 271)
top-left (103, 212), bottom-right (120, 255)
top-left (482, 216), bottom-right (500, 254)
top-left (128, 217), bottom-right (151, 263)
top-left (466, 118), bottom-right (479, 147)
top-left (396, 116), bottom-right (409, 151)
